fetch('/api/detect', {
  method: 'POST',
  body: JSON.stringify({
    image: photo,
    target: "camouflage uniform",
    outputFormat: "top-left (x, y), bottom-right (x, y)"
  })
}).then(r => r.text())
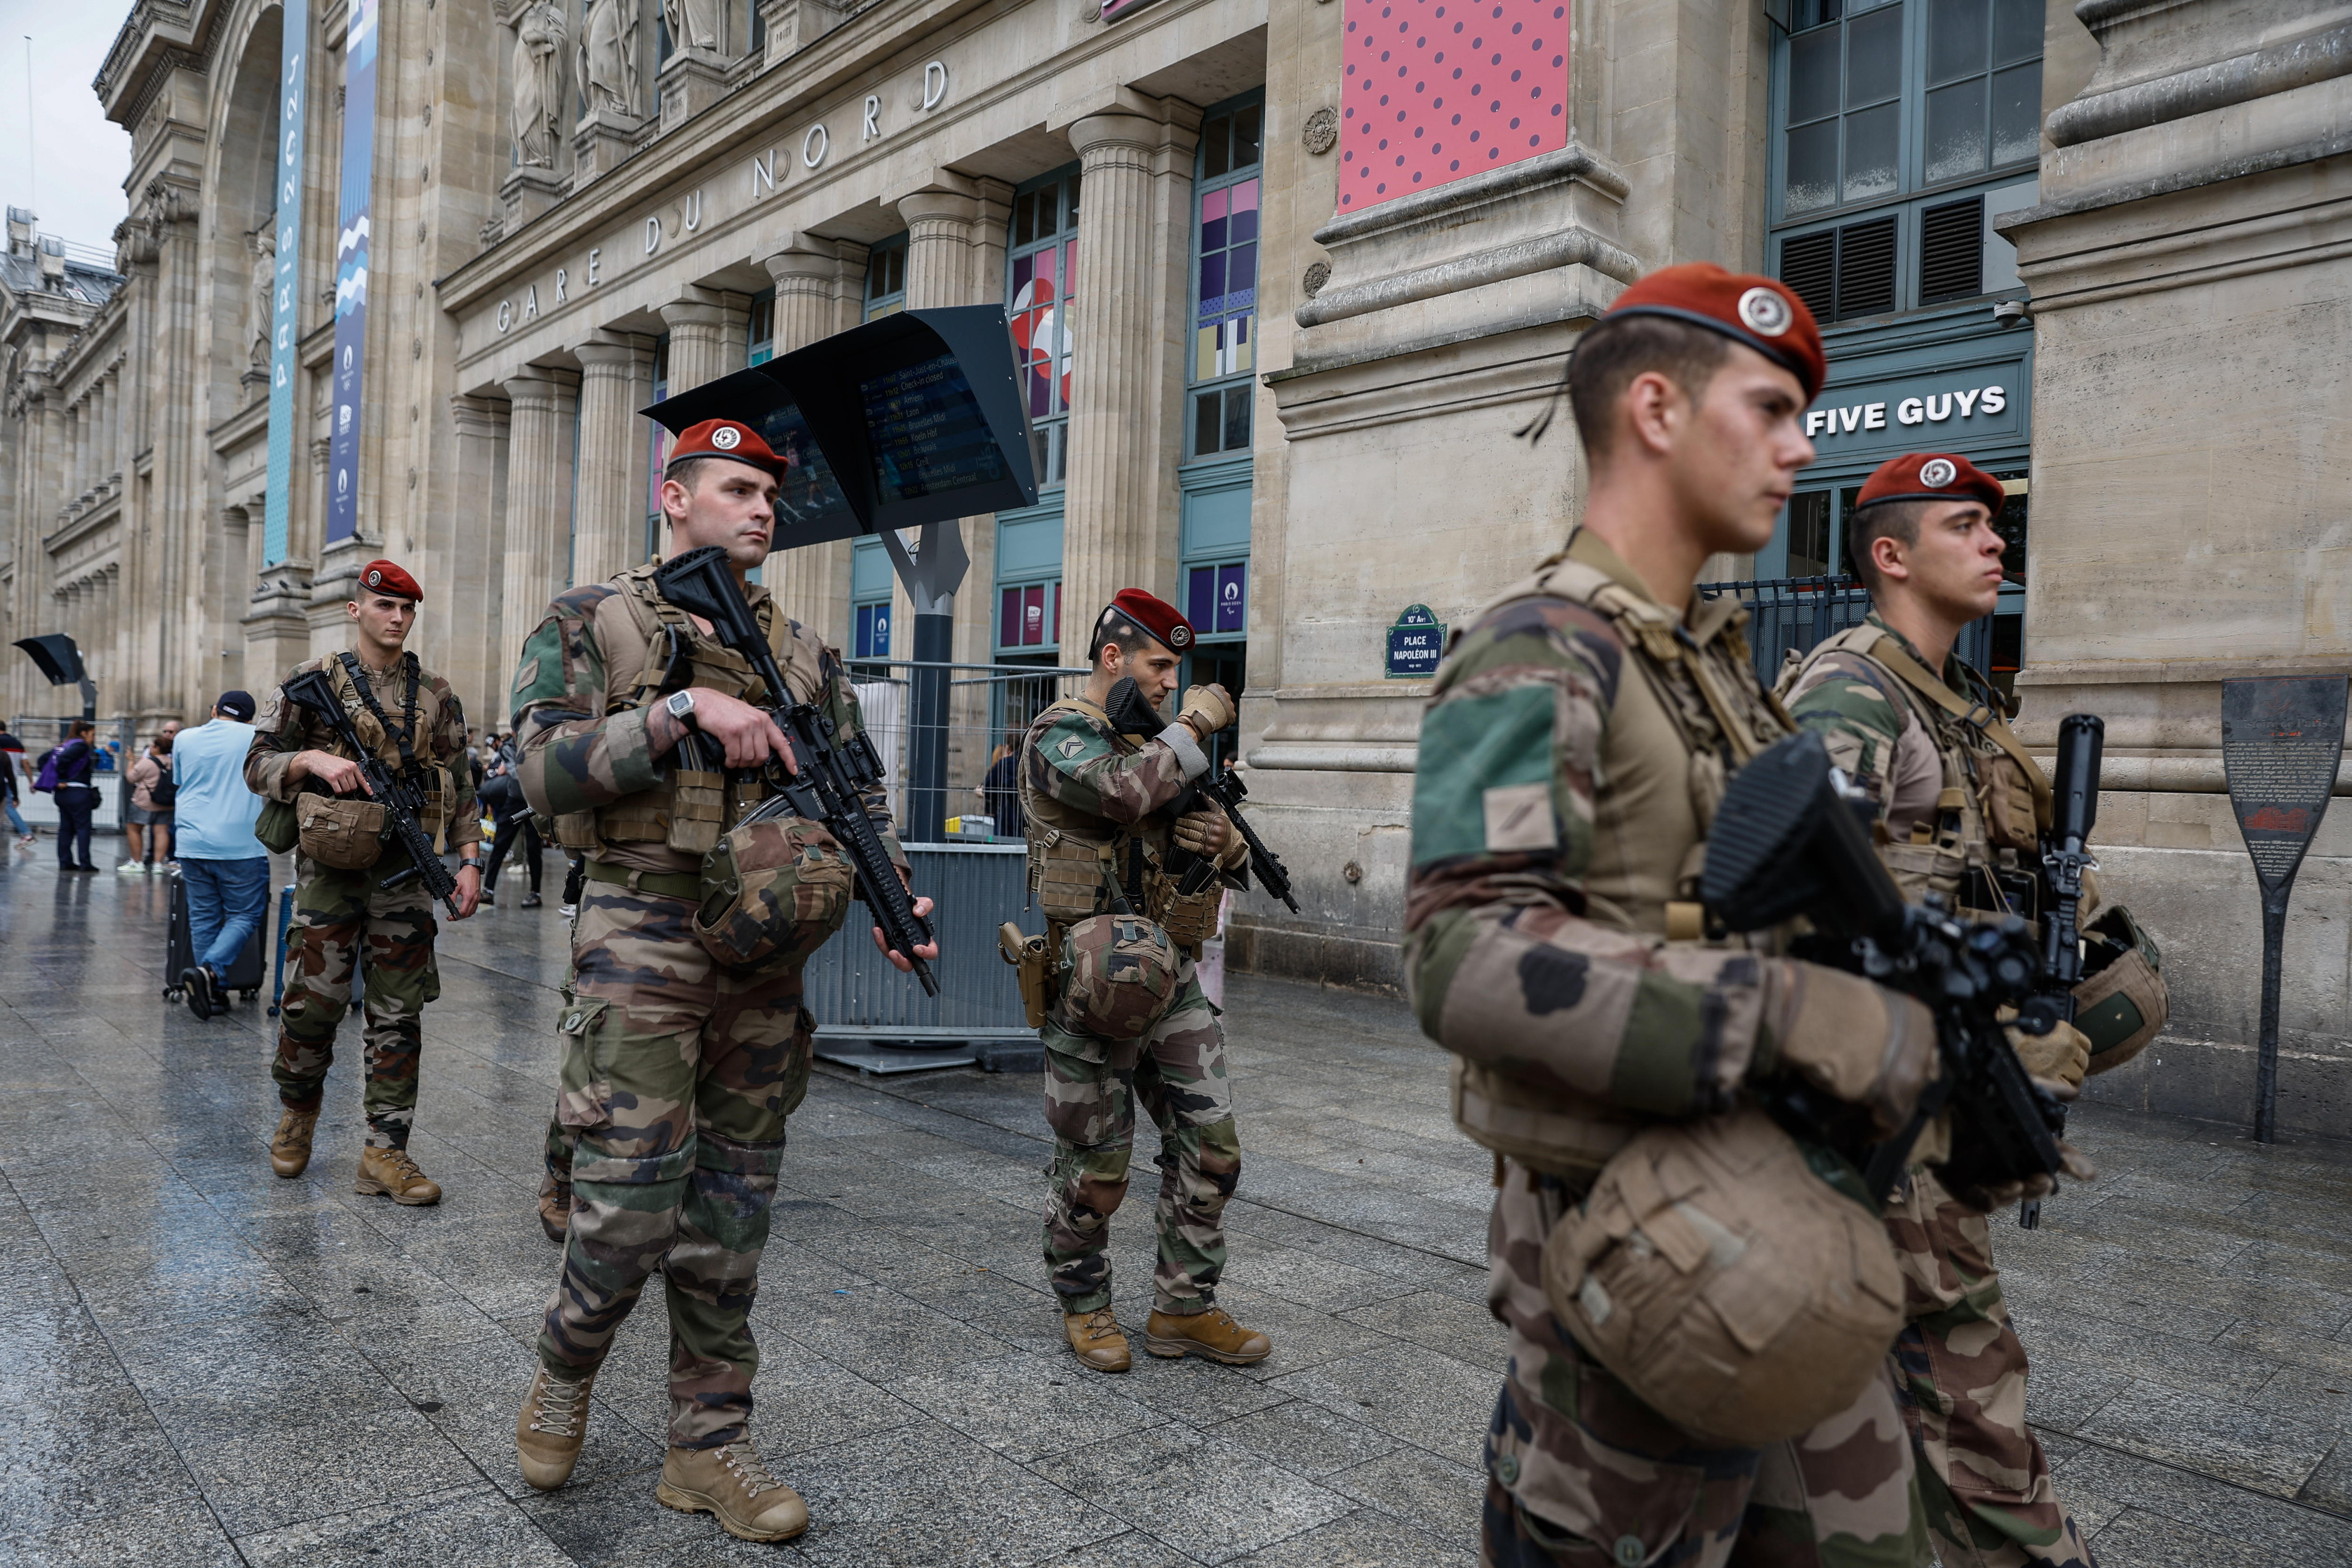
top-left (513, 561), bottom-right (902, 1449)
top-left (1785, 614), bottom-right (2094, 1568)
top-left (246, 654), bottom-right (479, 1150)
top-left (1405, 530), bottom-right (1929, 1568)
top-left (1020, 698), bottom-right (1247, 1319)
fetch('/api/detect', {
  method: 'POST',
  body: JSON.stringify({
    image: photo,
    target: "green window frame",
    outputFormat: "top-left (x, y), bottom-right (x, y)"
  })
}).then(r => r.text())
top-left (1007, 166), bottom-right (1081, 489)
top-left (747, 287), bottom-right (776, 365)
top-left (1186, 92), bottom-right (1264, 463)
top-left (865, 233), bottom-right (909, 320)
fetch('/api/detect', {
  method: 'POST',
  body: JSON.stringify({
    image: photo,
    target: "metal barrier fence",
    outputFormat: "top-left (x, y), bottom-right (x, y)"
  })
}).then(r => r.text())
top-left (803, 840), bottom-right (1041, 1072)
top-left (846, 659), bottom-right (1092, 843)
top-left (1695, 576), bottom-right (1989, 689)
top-left (6, 716), bottom-right (138, 836)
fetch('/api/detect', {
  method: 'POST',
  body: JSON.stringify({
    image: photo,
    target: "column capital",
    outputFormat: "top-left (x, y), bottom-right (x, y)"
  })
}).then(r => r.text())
top-left (897, 187), bottom-right (982, 231)
top-left (658, 294), bottom-right (734, 334)
top-left (1055, 89), bottom-right (1203, 160)
top-left (762, 237), bottom-right (841, 287)
top-left (501, 365), bottom-right (580, 410)
top-left (572, 334), bottom-right (643, 376)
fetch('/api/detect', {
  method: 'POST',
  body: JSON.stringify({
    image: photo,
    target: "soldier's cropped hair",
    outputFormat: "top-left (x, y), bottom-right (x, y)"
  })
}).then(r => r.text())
top-left (663, 455), bottom-right (771, 497)
top-left (1846, 500), bottom-right (1931, 594)
top-left (1089, 609), bottom-right (1160, 668)
top-left (1544, 316), bottom-right (1733, 459)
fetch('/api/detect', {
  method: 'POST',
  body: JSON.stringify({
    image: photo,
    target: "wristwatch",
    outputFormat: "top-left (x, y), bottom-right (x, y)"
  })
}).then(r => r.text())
top-left (665, 690), bottom-right (699, 730)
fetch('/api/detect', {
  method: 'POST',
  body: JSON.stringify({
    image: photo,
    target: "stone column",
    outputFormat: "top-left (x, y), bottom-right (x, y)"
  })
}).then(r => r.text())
top-left (431, 395), bottom-right (511, 722)
top-left (658, 292), bottom-right (747, 394)
top-left (500, 368), bottom-right (581, 644)
top-left (1059, 100), bottom-right (1199, 641)
top-left (763, 239), bottom-right (852, 639)
top-left (571, 335), bottom-right (650, 582)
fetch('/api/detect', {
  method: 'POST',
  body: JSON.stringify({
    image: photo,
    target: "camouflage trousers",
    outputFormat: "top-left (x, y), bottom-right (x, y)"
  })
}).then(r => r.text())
top-left (1041, 966), bottom-right (1239, 1317)
top-left (534, 880), bottom-right (816, 1449)
top-left (273, 855), bottom-right (442, 1150)
top-left (1886, 1168), bottom-right (2093, 1568)
top-left (1482, 1161), bottom-right (1928, 1568)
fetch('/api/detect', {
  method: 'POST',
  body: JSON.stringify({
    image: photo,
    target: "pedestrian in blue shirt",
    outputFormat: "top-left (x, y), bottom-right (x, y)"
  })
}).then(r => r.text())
top-left (173, 692), bottom-right (271, 1019)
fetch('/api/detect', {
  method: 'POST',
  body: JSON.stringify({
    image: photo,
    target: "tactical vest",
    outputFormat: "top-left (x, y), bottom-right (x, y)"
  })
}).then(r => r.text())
top-left (550, 563), bottom-right (831, 859)
top-left (1451, 539), bottom-right (1794, 1179)
top-left (325, 652), bottom-right (452, 848)
top-left (1778, 623), bottom-right (2050, 908)
top-left (1019, 696), bottom-right (1225, 954)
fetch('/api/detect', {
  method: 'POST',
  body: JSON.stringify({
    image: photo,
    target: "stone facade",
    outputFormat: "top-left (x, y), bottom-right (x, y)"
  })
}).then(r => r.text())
top-left (4, 0), bottom-right (2347, 1135)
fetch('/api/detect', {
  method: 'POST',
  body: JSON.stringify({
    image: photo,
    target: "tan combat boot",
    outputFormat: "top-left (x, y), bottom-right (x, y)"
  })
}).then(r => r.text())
top-left (656, 1438), bottom-right (810, 1542)
top-left (1064, 1307), bottom-right (1132, 1373)
top-left (269, 1107), bottom-right (318, 1179)
top-left (515, 1365), bottom-right (596, 1490)
top-left (537, 1175), bottom-right (572, 1242)
top-left (1144, 1305), bottom-right (1271, 1365)
top-left (355, 1146), bottom-right (443, 1205)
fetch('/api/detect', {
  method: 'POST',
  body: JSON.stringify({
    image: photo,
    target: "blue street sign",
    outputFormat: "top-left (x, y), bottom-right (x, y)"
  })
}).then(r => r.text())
top-left (1385, 603), bottom-right (1445, 679)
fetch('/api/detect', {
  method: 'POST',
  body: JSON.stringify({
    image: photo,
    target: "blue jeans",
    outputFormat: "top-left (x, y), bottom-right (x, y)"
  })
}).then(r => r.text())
top-left (2, 797), bottom-right (24, 837)
top-left (183, 857), bottom-right (271, 976)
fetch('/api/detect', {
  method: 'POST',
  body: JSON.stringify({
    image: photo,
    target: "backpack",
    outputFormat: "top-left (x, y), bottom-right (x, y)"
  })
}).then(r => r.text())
top-left (149, 758), bottom-right (178, 810)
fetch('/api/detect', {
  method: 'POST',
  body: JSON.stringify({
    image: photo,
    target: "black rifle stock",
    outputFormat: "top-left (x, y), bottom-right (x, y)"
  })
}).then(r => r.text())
top-left (281, 669), bottom-right (464, 919)
top-left (1700, 732), bottom-right (2069, 1204)
top-left (652, 545), bottom-right (939, 996)
top-left (2016, 713), bottom-right (2103, 1228)
top-left (1104, 678), bottom-right (1300, 913)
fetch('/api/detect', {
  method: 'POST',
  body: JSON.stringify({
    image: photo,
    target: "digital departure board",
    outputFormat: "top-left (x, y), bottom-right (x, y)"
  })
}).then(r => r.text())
top-left (860, 354), bottom-right (1007, 506)
top-left (752, 402), bottom-right (859, 543)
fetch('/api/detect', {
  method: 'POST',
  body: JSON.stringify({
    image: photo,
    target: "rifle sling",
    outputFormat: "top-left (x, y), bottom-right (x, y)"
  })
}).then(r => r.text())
top-left (1861, 632), bottom-right (2053, 828)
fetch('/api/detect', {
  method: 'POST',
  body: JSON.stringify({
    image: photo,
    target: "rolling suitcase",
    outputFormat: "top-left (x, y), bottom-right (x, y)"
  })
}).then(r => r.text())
top-left (163, 874), bottom-right (269, 1005)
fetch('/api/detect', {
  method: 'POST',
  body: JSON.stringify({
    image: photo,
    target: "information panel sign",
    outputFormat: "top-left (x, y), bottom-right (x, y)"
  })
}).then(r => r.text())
top-left (324, 0), bottom-right (377, 545)
top-left (2222, 675), bottom-right (2348, 1141)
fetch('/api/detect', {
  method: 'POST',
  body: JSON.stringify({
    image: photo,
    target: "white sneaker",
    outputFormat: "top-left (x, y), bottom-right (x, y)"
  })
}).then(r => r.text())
top-left (558, 903), bottom-right (577, 917)
top-left (116, 862), bottom-right (145, 875)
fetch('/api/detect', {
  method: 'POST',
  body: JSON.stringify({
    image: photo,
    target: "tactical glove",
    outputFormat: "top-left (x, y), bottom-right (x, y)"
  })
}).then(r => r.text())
top-left (2008, 1018), bottom-right (2090, 1098)
top-left (1178, 684), bottom-right (1237, 740)
top-left (1759, 963), bottom-right (1940, 1139)
top-left (1173, 809), bottom-right (1231, 859)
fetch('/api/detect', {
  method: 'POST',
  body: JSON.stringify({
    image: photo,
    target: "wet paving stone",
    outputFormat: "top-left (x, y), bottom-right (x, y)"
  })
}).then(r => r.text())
top-left (4, 854), bottom-right (2351, 1561)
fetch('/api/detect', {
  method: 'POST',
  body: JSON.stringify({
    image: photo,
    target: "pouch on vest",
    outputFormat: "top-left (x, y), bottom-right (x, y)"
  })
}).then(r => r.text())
top-left (255, 797), bottom-right (302, 855)
top-left (694, 815), bottom-right (854, 968)
top-left (2074, 904), bottom-right (2167, 1072)
top-left (1976, 749), bottom-right (2042, 853)
top-left (1057, 913), bottom-right (1181, 1041)
top-left (297, 795), bottom-right (387, 870)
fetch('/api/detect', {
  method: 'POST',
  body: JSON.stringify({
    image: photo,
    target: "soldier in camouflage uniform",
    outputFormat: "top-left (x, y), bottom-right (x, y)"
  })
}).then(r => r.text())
top-left (1021, 588), bottom-right (1270, 1374)
top-left (1406, 266), bottom-right (1955, 1567)
top-left (507, 419), bottom-right (932, 1545)
top-left (245, 559), bottom-right (482, 1204)
top-left (1784, 451), bottom-right (2153, 1568)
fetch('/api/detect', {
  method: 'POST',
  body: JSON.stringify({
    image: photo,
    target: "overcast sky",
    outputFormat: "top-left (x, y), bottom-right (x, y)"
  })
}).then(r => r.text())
top-left (0, 4), bottom-right (136, 256)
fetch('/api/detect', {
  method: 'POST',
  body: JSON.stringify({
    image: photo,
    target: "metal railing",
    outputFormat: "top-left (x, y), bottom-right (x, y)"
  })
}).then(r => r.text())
top-left (846, 658), bottom-right (1092, 844)
top-left (1695, 576), bottom-right (1990, 689)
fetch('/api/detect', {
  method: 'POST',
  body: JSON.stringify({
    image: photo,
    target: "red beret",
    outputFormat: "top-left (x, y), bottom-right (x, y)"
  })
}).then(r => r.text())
top-left (1600, 263), bottom-right (1827, 402)
top-left (1855, 452), bottom-right (2006, 517)
top-left (666, 418), bottom-right (787, 478)
top-left (1104, 589), bottom-right (1195, 653)
top-left (357, 559), bottom-right (422, 602)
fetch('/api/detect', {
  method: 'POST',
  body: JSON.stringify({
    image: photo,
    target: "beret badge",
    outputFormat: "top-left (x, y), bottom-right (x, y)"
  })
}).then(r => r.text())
top-left (1737, 286), bottom-right (1792, 338)
top-left (1920, 458), bottom-right (1958, 487)
top-left (712, 425), bottom-right (742, 450)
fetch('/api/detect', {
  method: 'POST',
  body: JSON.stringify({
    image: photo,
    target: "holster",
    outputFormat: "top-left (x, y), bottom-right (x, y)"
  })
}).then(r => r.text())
top-left (1000, 921), bottom-right (1053, 1029)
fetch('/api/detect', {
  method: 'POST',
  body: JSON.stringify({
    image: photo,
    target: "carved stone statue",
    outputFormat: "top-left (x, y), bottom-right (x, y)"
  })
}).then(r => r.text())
top-left (662, 0), bottom-right (721, 53)
top-left (510, 0), bottom-right (567, 168)
top-left (247, 225), bottom-right (277, 370)
top-left (575, 0), bottom-right (641, 117)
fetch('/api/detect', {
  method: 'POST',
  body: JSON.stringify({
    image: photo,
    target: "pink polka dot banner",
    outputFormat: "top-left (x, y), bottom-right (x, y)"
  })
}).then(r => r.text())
top-left (1339, 0), bottom-right (1569, 211)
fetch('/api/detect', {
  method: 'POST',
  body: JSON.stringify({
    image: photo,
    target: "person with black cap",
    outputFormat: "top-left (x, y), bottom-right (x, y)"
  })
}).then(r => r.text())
top-left (172, 690), bottom-right (271, 1020)
top-left (1018, 588), bottom-right (1269, 1376)
top-left (506, 417), bottom-right (933, 1543)
top-left (245, 560), bottom-right (483, 1202)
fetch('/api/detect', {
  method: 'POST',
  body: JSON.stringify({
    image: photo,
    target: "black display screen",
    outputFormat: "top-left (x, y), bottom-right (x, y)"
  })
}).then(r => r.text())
top-left (860, 354), bottom-right (1006, 505)
top-left (753, 401), bottom-right (860, 543)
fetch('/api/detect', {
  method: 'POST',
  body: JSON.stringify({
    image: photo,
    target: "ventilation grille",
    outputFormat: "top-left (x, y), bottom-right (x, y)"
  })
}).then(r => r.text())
top-left (1779, 231), bottom-right (1836, 325)
top-left (1919, 197), bottom-right (1986, 304)
top-left (1835, 217), bottom-right (1897, 319)
top-left (1778, 215), bottom-right (1899, 326)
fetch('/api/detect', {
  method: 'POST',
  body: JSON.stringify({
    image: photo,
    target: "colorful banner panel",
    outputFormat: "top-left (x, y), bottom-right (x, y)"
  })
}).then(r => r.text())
top-left (262, 0), bottom-right (308, 565)
top-left (1339, 0), bottom-right (1569, 211)
top-left (325, 0), bottom-right (376, 544)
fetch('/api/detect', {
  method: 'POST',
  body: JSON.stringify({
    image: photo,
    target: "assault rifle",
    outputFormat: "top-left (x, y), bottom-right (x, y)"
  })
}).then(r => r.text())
top-left (1700, 731), bottom-right (2068, 1206)
top-left (2015, 713), bottom-right (2104, 1228)
top-left (281, 668), bottom-right (465, 919)
top-left (652, 545), bottom-right (939, 996)
top-left (1104, 677), bottom-right (1300, 912)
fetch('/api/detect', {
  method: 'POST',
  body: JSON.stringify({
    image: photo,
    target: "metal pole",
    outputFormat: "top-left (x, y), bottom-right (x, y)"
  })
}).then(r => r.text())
top-left (908, 613), bottom-right (952, 843)
top-left (2256, 890), bottom-right (2289, 1143)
